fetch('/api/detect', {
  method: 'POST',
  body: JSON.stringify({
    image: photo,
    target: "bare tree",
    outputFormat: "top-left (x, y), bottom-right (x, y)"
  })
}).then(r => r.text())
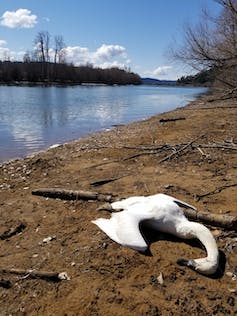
top-left (173, 0), bottom-right (237, 90)
top-left (34, 31), bottom-right (50, 63)
top-left (54, 35), bottom-right (66, 64)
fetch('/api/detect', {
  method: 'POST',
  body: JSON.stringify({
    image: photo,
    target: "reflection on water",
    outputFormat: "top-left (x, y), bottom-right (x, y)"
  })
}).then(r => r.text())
top-left (0, 85), bottom-right (206, 162)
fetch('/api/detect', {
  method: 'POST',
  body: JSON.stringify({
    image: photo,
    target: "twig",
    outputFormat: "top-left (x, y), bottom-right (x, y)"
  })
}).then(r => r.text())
top-left (196, 144), bottom-right (237, 151)
top-left (0, 223), bottom-right (26, 240)
top-left (0, 268), bottom-right (69, 282)
top-left (158, 134), bottom-right (206, 163)
top-left (90, 174), bottom-right (131, 187)
top-left (195, 183), bottom-right (237, 201)
top-left (122, 150), bottom-right (159, 161)
top-left (159, 117), bottom-right (186, 123)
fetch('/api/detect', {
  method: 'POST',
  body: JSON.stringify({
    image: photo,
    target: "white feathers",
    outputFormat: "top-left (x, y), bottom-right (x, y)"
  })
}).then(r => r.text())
top-left (92, 193), bottom-right (219, 275)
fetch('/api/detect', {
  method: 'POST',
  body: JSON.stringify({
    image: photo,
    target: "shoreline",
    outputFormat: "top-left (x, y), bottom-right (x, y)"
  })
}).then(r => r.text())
top-left (0, 91), bottom-right (237, 315)
top-left (0, 86), bottom-right (208, 166)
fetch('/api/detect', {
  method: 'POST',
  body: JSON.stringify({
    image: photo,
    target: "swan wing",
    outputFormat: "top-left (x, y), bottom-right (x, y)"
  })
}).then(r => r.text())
top-left (93, 210), bottom-right (148, 252)
top-left (155, 194), bottom-right (196, 210)
top-left (111, 196), bottom-right (146, 210)
top-left (113, 211), bottom-right (148, 251)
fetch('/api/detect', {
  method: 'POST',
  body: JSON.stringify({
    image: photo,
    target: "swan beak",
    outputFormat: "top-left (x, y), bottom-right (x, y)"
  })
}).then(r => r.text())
top-left (176, 258), bottom-right (196, 270)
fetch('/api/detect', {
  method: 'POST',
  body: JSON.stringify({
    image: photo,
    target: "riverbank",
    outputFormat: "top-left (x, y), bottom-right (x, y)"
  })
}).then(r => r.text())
top-left (0, 92), bottom-right (237, 315)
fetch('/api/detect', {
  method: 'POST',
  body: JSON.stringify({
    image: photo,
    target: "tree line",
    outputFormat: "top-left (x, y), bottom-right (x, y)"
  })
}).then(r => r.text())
top-left (0, 31), bottom-right (141, 85)
top-left (177, 68), bottom-right (216, 86)
top-left (0, 61), bottom-right (141, 85)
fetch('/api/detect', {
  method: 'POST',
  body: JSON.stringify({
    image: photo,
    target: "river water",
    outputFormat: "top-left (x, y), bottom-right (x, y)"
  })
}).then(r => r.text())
top-left (0, 85), bottom-right (206, 162)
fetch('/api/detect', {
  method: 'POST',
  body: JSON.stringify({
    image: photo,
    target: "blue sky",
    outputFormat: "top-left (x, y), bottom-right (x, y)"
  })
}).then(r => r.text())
top-left (0, 0), bottom-right (221, 80)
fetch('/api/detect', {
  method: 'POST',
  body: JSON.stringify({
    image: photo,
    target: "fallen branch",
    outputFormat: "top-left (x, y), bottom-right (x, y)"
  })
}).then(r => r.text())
top-left (159, 117), bottom-right (186, 123)
top-left (32, 188), bottom-right (237, 230)
top-left (195, 144), bottom-right (237, 151)
top-left (0, 268), bottom-right (69, 282)
top-left (122, 150), bottom-right (159, 161)
top-left (32, 188), bottom-right (118, 203)
top-left (90, 174), bottom-right (131, 187)
top-left (158, 134), bottom-right (206, 163)
top-left (195, 183), bottom-right (237, 201)
top-left (99, 203), bottom-right (237, 231)
top-left (0, 223), bottom-right (26, 241)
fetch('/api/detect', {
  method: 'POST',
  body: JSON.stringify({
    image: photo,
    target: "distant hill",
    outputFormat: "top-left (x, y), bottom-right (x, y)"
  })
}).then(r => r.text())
top-left (141, 77), bottom-right (176, 86)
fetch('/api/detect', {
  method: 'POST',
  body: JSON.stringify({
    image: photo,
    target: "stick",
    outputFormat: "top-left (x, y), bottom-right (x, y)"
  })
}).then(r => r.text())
top-left (90, 174), bottom-right (131, 187)
top-left (0, 268), bottom-right (69, 281)
top-left (195, 144), bottom-right (237, 151)
top-left (158, 134), bottom-right (206, 163)
top-left (99, 203), bottom-right (237, 231)
top-left (0, 223), bottom-right (26, 240)
top-left (32, 188), bottom-right (237, 230)
top-left (32, 188), bottom-right (117, 202)
top-left (159, 117), bottom-right (186, 123)
top-left (181, 209), bottom-right (237, 230)
top-left (195, 183), bottom-right (237, 200)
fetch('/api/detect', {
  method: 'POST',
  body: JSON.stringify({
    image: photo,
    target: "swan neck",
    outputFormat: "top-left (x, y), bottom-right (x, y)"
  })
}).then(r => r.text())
top-left (189, 222), bottom-right (218, 261)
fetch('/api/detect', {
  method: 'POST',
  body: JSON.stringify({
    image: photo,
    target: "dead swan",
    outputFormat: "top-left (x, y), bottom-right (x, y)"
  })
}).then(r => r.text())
top-left (92, 194), bottom-right (219, 275)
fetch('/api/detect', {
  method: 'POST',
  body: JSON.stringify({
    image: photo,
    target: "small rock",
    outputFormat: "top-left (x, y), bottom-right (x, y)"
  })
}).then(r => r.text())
top-left (212, 229), bottom-right (222, 237)
top-left (42, 236), bottom-right (56, 243)
top-left (228, 289), bottom-right (236, 293)
top-left (226, 271), bottom-right (237, 280)
top-left (157, 272), bottom-right (164, 285)
top-left (58, 272), bottom-right (70, 280)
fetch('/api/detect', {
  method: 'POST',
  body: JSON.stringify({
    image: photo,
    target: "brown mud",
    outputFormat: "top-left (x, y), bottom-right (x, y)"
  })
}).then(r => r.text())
top-left (0, 91), bottom-right (237, 315)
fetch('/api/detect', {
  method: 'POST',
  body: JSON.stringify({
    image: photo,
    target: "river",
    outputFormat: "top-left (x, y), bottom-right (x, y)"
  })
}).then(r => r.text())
top-left (0, 84), bottom-right (206, 162)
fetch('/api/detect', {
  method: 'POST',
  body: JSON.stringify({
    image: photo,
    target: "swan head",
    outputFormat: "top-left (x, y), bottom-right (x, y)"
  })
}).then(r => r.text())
top-left (177, 255), bottom-right (219, 275)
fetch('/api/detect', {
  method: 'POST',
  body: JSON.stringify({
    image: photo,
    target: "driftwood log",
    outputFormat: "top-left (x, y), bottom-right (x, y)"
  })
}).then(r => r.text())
top-left (32, 188), bottom-right (237, 231)
top-left (32, 188), bottom-right (118, 202)
top-left (0, 268), bottom-right (69, 282)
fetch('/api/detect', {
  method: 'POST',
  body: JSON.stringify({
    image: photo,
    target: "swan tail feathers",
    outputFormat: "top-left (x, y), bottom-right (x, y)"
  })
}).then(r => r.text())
top-left (173, 199), bottom-right (196, 211)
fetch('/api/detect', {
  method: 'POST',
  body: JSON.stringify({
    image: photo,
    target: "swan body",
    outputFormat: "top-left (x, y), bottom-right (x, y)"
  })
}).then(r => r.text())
top-left (92, 194), bottom-right (219, 275)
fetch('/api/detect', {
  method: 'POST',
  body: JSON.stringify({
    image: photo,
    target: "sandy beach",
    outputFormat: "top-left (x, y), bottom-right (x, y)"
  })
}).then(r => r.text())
top-left (0, 91), bottom-right (237, 315)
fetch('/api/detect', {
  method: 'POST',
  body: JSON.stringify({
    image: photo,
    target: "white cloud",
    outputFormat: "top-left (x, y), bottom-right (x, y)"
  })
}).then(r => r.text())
top-left (63, 44), bottom-right (129, 68)
top-left (0, 39), bottom-right (7, 46)
top-left (0, 41), bottom-right (130, 70)
top-left (95, 44), bottom-right (126, 61)
top-left (143, 66), bottom-right (175, 79)
top-left (0, 8), bottom-right (37, 28)
top-left (152, 66), bottom-right (172, 76)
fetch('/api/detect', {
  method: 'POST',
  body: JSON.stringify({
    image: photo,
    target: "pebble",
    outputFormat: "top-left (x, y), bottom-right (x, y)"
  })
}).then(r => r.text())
top-left (42, 236), bottom-right (56, 243)
top-left (228, 289), bottom-right (236, 293)
top-left (226, 271), bottom-right (237, 280)
top-left (157, 272), bottom-right (164, 285)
